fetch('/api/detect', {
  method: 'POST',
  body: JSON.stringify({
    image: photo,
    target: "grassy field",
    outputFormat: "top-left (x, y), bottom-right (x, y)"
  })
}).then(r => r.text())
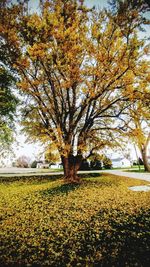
top-left (112, 165), bottom-right (145, 171)
top-left (0, 174), bottom-right (150, 267)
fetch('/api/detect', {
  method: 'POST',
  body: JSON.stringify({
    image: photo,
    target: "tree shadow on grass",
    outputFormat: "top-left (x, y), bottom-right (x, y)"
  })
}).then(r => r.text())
top-left (76, 208), bottom-right (150, 267)
top-left (0, 174), bottom-right (63, 184)
top-left (79, 173), bottom-right (102, 178)
top-left (41, 183), bottom-right (80, 198)
top-left (0, 173), bottom-right (101, 184)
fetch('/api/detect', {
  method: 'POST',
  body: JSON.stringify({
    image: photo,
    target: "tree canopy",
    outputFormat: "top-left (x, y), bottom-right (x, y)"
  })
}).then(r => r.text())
top-left (0, 0), bottom-right (149, 181)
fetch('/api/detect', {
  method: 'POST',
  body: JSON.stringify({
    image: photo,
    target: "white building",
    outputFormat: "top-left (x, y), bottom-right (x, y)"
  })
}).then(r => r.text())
top-left (111, 157), bottom-right (131, 168)
top-left (36, 162), bottom-right (62, 169)
top-left (36, 162), bottom-right (50, 169)
top-left (50, 163), bottom-right (62, 169)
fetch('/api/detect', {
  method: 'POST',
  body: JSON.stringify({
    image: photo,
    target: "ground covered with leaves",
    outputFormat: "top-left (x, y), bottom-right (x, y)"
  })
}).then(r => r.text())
top-left (0, 174), bottom-right (150, 267)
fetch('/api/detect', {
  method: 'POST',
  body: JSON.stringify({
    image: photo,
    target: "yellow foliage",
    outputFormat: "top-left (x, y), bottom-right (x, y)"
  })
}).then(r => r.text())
top-left (28, 43), bottom-right (48, 59)
top-left (27, 14), bottom-right (42, 29)
top-left (0, 0), bottom-right (149, 170)
top-left (17, 81), bottom-right (29, 91)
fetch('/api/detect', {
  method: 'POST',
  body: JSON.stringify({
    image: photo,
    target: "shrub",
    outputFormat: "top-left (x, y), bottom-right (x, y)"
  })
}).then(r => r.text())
top-left (90, 159), bottom-right (102, 170)
top-left (15, 155), bottom-right (30, 168)
top-left (102, 156), bottom-right (112, 169)
top-left (80, 159), bottom-right (90, 170)
top-left (31, 160), bottom-right (37, 168)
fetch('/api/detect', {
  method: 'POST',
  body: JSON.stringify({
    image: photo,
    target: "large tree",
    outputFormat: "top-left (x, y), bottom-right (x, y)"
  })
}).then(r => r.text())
top-left (0, 0), bottom-right (149, 182)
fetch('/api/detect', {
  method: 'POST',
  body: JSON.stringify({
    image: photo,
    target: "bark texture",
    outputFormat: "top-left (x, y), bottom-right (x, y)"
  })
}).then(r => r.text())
top-left (61, 155), bottom-right (82, 183)
top-left (141, 133), bottom-right (150, 172)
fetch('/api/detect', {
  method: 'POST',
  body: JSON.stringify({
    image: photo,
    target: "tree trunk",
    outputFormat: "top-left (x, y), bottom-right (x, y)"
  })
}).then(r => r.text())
top-left (61, 155), bottom-right (82, 183)
top-left (141, 148), bottom-right (150, 171)
top-left (140, 133), bottom-right (150, 172)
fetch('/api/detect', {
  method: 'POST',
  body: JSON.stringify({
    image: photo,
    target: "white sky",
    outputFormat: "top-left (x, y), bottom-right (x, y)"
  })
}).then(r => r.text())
top-left (2, 0), bottom-right (150, 165)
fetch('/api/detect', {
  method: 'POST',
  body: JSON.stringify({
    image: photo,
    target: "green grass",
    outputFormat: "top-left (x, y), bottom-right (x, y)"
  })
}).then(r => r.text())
top-left (112, 165), bottom-right (148, 173)
top-left (0, 174), bottom-right (150, 266)
top-left (123, 165), bottom-right (149, 173)
top-left (112, 165), bottom-right (144, 170)
top-left (36, 168), bottom-right (63, 172)
top-left (124, 169), bottom-right (148, 173)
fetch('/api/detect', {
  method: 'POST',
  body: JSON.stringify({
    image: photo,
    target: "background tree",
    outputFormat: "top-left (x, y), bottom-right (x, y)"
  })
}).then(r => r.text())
top-left (15, 155), bottom-right (30, 168)
top-left (0, 0), bottom-right (149, 182)
top-left (109, 0), bottom-right (150, 171)
top-left (0, 66), bottom-right (18, 157)
top-left (90, 153), bottom-right (102, 170)
top-left (30, 160), bottom-right (38, 168)
top-left (109, 0), bottom-right (150, 28)
top-left (79, 159), bottom-right (90, 171)
top-left (127, 102), bottom-right (150, 171)
top-left (102, 155), bottom-right (112, 170)
top-left (45, 148), bottom-right (60, 164)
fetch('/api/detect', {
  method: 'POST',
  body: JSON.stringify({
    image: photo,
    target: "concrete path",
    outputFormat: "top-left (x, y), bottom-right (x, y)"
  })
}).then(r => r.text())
top-left (102, 170), bottom-right (150, 182)
top-left (0, 168), bottom-right (150, 182)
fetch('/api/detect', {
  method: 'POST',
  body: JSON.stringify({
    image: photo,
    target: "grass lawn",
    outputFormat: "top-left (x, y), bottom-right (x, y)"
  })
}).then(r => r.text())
top-left (125, 169), bottom-right (148, 173)
top-left (112, 165), bottom-right (149, 173)
top-left (0, 174), bottom-right (150, 267)
top-left (33, 168), bottom-right (63, 173)
top-left (112, 165), bottom-right (144, 171)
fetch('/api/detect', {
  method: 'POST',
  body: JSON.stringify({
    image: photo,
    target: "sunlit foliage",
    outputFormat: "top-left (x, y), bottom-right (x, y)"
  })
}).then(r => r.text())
top-left (0, 0), bottom-right (149, 181)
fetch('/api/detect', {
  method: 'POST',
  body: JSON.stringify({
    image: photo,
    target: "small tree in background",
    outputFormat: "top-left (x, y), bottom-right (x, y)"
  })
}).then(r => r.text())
top-left (45, 149), bottom-right (60, 164)
top-left (16, 155), bottom-right (30, 168)
top-left (80, 159), bottom-right (90, 171)
top-left (31, 160), bottom-right (38, 168)
top-left (102, 156), bottom-right (112, 169)
top-left (90, 153), bottom-right (102, 170)
top-left (0, 66), bottom-right (18, 156)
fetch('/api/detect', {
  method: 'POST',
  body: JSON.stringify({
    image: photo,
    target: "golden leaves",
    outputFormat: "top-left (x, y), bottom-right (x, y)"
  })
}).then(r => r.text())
top-left (0, 175), bottom-right (150, 266)
top-left (18, 57), bottom-right (30, 68)
top-left (130, 128), bottom-right (146, 144)
top-left (17, 81), bottom-right (29, 91)
top-left (146, 73), bottom-right (150, 83)
top-left (28, 43), bottom-right (48, 59)
top-left (123, 70), bottom-right (135, 84)
top-left (27, 14), bottom-right (42, 30)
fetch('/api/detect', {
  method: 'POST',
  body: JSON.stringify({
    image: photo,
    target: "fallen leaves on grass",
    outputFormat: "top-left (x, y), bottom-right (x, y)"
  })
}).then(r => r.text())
top-left (0, 175), bottom-right (150, 266)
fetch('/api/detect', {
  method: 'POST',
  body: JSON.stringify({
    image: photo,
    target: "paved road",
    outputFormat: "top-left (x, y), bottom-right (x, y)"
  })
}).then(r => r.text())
top-left (0, 167), bottom-right (62, 177)
top-left (0, 167), bottom-right (52, 174)
top-left (0, 168), bottom-right (150, 182)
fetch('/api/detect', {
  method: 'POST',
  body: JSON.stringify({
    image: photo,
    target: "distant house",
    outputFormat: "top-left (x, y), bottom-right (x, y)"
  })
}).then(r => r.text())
top-left (36, 162), bottom-right (62, 169)
top-left (49, 163), bottom-right (63, 169)
top-left (111, 157), bottom-right (131, 168)
top-left (36, 162), bottom-right (50, 169)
